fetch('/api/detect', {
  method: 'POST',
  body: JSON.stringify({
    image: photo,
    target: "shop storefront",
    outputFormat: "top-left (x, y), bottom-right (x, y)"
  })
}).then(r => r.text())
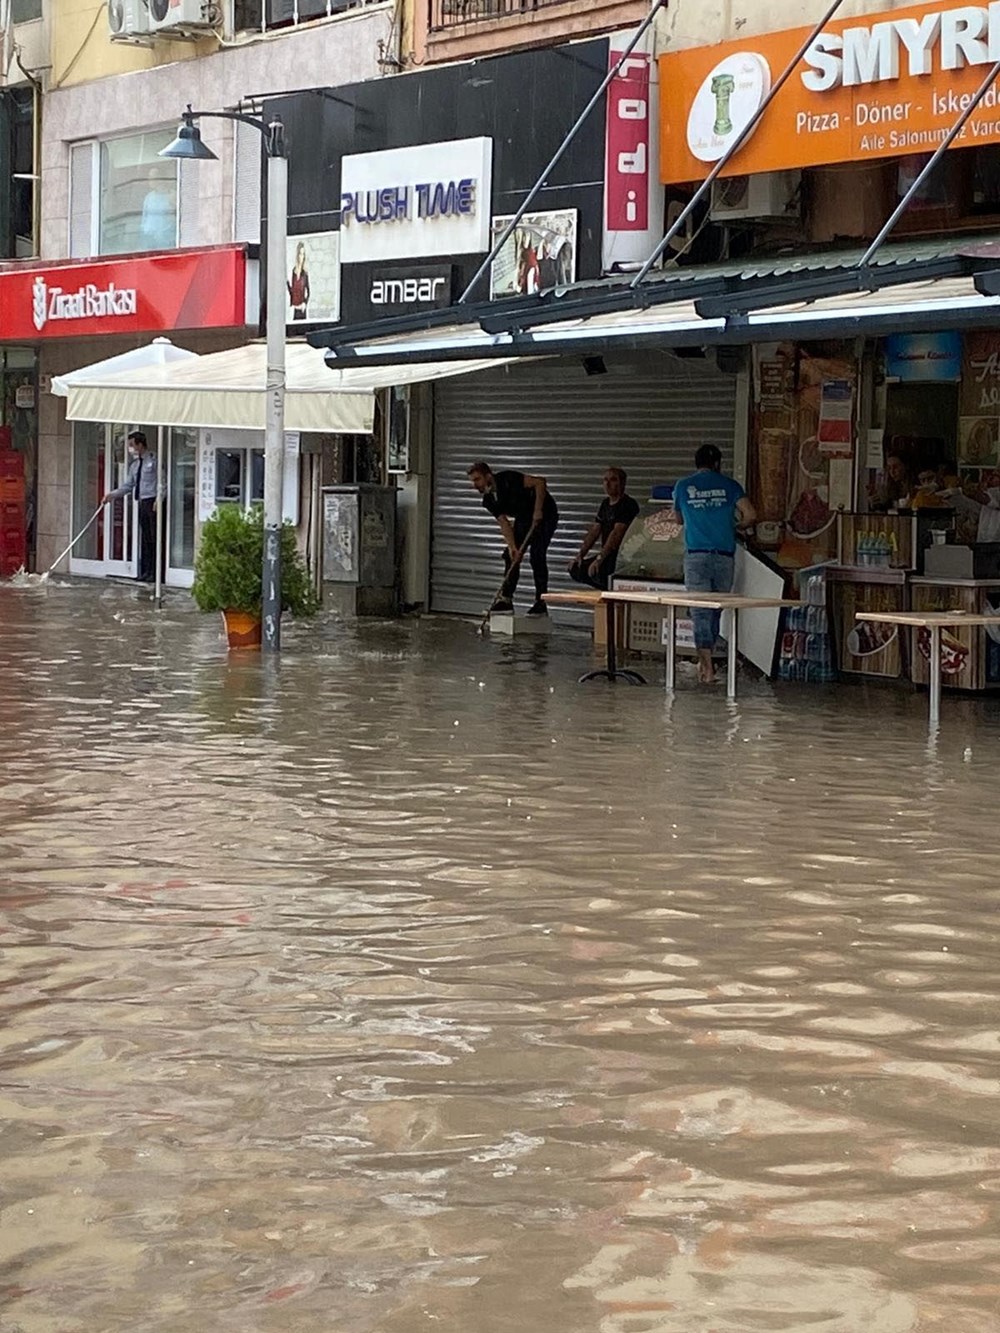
top-left (430, 352), bottom-right (741, 614)
top-left (273, 34), bottom-right (687, 612)
top-left (0, 244), bottom-right (251, 579)
top-left (652, 0), bottom-right (1000, 691)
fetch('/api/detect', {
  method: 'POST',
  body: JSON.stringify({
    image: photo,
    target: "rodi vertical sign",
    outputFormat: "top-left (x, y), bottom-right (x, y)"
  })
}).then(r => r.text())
top-left (660, 1), bottom-right (1000, 184)
top-left (603, 27), bottom-right (665, 271)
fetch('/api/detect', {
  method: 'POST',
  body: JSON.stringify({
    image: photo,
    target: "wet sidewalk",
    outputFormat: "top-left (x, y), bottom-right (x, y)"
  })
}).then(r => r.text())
top-left (2, 581), bottom-right (1000, 1332)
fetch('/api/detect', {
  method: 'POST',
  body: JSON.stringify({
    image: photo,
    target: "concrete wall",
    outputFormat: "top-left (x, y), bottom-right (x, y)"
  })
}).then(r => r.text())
top-left (41, 4), bottom-right (393, 258)
top-left (656, 0), bottom-right (933, 52)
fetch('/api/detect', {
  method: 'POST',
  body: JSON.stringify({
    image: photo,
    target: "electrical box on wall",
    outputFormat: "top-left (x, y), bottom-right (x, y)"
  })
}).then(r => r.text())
top-left (148, 0), bottom-right (219, 35)
top-left (710, 171), bottom-right (801, 223)
top-left (108, 0), bottom-right (152, 42)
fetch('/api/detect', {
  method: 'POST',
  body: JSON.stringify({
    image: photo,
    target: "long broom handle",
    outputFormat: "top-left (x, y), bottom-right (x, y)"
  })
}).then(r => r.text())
top-left (45, 505), bottom-right (103, 575)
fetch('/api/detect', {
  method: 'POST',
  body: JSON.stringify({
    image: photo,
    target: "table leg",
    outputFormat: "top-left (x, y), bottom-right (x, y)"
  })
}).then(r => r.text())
top-left (929, 624), bottom-right (942, 727)
top-left (665, 604), bottom-right (676, 693)
top-left (578, 600), bottom-right (646, 685)
top-left (727, 609), bottom-right (739, 701)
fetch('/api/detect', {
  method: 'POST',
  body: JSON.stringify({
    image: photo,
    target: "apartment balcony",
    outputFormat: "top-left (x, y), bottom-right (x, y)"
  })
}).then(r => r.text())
top-left (418, 0), bottom-right (646, 65)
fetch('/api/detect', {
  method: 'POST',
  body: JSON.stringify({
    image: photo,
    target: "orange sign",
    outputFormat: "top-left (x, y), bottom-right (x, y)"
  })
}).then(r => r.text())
top-left (659, 0), bottom-right (1000, 183)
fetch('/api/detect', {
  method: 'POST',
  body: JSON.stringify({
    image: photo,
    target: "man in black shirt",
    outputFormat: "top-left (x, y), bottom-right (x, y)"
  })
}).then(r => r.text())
top-left (467, 461), bottom-right (560, 614)
top-left (568, 467), bottom-right (640, 590)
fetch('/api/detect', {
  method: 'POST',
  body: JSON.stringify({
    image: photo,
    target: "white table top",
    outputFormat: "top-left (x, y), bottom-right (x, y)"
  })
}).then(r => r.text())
top-left (604, 591), bottom-right (797, 611)
top-left (856, 611), bottom-right (1000, 628)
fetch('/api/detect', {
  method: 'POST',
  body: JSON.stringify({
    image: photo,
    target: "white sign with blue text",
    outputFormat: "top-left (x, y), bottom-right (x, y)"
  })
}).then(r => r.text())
top-left (339, 138), bottom-right (493, 263)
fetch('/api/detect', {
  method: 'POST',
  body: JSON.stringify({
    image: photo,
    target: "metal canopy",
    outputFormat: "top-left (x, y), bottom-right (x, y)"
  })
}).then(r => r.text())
top-left (305, 241), bottom-right (1000, 370)
top-left (309, 238), bottom-right (1000, 368)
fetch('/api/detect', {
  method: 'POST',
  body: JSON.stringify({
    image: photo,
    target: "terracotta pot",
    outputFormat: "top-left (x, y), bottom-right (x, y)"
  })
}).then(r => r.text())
top-left (222, 609), bottom-right (262, 650)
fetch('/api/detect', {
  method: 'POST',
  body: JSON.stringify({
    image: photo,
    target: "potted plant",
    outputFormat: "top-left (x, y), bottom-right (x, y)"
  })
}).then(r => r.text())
top-left (192, 504), bottom-right (319, 649)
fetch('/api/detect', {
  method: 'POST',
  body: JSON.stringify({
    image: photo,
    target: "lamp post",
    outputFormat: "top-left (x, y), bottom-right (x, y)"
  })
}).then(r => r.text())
top-left (161, 106), bottom-right (288, 653)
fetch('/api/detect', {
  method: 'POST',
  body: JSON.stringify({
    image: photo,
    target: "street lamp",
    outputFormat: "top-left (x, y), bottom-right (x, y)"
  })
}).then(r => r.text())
top-left (161, 105), bottom-right (288, 654)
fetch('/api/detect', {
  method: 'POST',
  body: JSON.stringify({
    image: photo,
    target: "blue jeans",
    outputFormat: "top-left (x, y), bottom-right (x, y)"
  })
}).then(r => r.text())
top-left (684, 551), bottom-right (735, 649)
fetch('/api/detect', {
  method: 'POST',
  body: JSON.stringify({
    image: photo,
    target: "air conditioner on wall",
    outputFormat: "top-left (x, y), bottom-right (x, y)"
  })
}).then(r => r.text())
top-left (108, 0), bottom-right (152, 41)
top-left (148, 0), bottom-right (218, 34)
top-left (710, 171), bottom-right (801, 223)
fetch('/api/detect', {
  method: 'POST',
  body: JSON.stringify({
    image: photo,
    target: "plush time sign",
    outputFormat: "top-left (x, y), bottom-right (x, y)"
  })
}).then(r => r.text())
top-left (660, 1), bottom-right (1000, 183)
top-left (339, 138), bottom-right (493, 263)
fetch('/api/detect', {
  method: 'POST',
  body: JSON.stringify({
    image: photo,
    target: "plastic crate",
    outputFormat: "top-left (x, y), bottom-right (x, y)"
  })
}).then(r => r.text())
top-left (1, 551), bottom-right (24, 576)
top-left (1, 500), bottom-right (24, 524)
top-left (0, 450), bottom-right (24, 479)
top-left (0, 528), bottom-right (26, 560)
top-left (0, 476), bottom-right (25, 502)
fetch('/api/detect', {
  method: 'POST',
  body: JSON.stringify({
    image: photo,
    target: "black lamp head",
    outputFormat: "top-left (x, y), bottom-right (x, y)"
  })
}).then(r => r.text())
top-left (160, 109), bottom-right (217, 162)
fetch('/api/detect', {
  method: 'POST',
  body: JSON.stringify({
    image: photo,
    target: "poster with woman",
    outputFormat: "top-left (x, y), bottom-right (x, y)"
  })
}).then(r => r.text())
top-left (285, 231), bottom-right (341, 325)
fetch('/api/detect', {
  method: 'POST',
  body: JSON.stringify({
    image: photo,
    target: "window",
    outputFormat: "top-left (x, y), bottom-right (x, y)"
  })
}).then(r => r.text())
top-left (214, 446), bottom-right (264, 506)
top-left (11, 0), bottom-right (42, 22)
top-left (100, 130), bottom-right (178, 256)
top-left (69, 128), bottom-right (181, 259)
top-left (233, 0), bottom-right (367, 33)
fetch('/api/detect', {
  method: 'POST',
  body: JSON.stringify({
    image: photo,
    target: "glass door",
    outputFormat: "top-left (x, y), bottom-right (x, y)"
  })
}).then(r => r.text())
top-left (166, 427), bottom-right (196, 587)
top-left (69, 421), bottom-right (106, 577)
top-left (70, 421), bottom-right (145, 578)
top-left (104, 424), bottom-right (137, 577)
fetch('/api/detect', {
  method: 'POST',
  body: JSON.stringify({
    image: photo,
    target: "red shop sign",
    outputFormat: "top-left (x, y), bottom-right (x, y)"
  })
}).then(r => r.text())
top-left (0, 245), bottom-right (247, 341)
top-left (602, 32), bottom-right (663, 273)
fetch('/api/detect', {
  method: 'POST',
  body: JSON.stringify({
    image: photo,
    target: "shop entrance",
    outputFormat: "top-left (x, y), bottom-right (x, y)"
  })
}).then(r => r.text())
top-left (883, 382), bottom-right (960, 482)
top-left (70, 422), bottom-right (196, 584)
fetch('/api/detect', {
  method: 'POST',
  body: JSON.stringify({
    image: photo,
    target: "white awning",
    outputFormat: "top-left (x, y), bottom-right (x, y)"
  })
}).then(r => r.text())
top-left (51, 337), bottom-right (200, 397)
top-left (62, 341), bottom-right (513, 434)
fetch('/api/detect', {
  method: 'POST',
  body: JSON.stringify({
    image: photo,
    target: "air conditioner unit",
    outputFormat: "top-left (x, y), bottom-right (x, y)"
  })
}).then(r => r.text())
top-left (148, 0), bottom-right (217, 34)
top-left (710, 171), bottom-right (801, 223)
top-left (108, 0), bottom-right (152, 41)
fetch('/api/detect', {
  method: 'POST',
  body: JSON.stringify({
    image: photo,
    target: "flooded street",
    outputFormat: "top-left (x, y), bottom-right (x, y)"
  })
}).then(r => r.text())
top-left (2, 581), bottom-right (1000, 1332)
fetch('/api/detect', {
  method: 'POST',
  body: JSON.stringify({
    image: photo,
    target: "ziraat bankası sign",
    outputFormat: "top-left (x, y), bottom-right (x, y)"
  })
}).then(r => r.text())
top-left (660, 1), bottom-right (1000, 183)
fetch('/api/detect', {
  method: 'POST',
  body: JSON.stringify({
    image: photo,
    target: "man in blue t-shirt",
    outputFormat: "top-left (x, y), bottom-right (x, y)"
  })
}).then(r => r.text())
top-left (674, 444), bottom-right (756, 684)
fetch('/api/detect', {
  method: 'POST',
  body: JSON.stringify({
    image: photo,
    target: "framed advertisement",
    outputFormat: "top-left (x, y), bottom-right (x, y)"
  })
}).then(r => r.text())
top-left (285, 231), bottom-right (341, 326)
top-left (385, 386), bottom-right (410, 475)
top-left (490, 209), bottom-right (577, 298)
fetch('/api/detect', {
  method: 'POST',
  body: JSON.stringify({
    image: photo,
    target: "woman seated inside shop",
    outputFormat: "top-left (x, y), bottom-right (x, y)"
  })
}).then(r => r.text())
top-left (870, 452), bottom-right (912, 511)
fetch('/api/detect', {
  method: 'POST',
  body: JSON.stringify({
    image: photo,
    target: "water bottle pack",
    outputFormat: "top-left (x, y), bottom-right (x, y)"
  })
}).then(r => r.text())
top-left (779, 569), bottom-right (836, 682)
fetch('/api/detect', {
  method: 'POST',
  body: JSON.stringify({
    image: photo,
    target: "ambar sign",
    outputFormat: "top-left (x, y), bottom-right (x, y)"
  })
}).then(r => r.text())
top-left (660, 0), bottom-right (1000, 183)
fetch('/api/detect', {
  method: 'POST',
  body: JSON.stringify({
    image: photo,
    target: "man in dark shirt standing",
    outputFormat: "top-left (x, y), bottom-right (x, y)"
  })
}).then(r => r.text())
top-left (568, 467), bottom-right (639, 590)
top-left (467, 462), bottom-right (560, 615)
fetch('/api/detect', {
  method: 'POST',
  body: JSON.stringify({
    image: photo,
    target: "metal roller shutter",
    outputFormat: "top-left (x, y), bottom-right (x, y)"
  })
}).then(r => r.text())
top-left (431, 352), bottom-right (740, 614)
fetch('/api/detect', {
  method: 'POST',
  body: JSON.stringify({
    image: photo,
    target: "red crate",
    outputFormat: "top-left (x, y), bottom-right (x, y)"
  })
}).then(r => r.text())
top-left (0, 477), bottom-right (25, 502)
top-left (1, 552), bottom-right (24, 576)
top-left (0, 450), bottom-right (24, 479)
top-left (1, 500), bottom-right (23, 524)
top-left (0, 528), bottom-right (25, 559)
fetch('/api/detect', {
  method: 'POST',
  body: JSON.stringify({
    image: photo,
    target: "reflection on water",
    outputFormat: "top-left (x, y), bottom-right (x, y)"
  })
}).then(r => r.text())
top-left (2, 582), bottom-right (1000, 1332)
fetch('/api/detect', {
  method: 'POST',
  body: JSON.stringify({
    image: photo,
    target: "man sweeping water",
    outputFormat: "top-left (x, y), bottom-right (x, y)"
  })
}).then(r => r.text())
top-left (467, 462), bottom-right (559, 615)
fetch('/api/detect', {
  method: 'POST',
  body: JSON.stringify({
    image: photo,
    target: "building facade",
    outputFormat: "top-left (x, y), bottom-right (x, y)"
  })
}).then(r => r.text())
top-left (1, 0), bottom-right (394, 578)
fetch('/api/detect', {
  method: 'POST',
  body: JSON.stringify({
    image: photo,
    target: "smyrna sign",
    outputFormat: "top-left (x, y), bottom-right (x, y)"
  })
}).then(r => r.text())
top-left (660, 0), bottom-right (1000, 183)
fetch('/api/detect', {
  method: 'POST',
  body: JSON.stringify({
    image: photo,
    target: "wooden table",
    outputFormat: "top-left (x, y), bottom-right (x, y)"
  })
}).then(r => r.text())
top-left (855, 610), bottom-right (1000, 724)
top-left (606, 591), bottom-right (797, 700)
top-left (542, 590), bottom-right (646, 685)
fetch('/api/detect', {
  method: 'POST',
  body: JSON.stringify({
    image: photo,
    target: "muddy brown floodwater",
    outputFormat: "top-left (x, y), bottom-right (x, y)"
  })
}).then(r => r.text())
top-left (2, 581), bottom-right (1000, 1332)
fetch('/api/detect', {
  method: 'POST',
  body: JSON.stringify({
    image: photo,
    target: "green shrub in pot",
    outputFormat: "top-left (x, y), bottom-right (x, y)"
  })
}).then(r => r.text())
top-left (192, 503), bottom-right (319, 619)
